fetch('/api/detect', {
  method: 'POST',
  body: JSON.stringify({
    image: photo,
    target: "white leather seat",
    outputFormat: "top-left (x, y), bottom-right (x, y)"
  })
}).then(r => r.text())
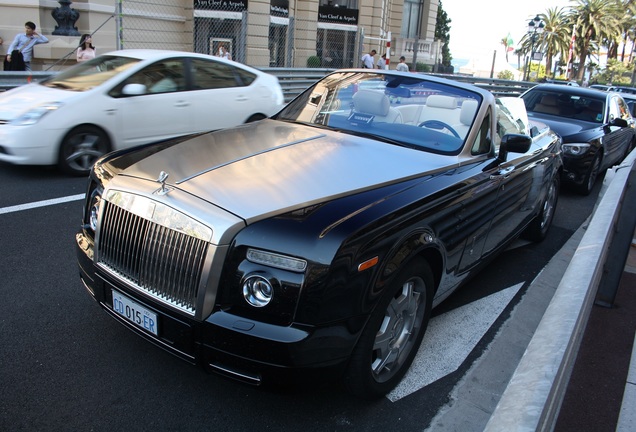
top-left (417, 95), bottom-right (460, 125)
top-left (352, 90), bottom-right (403, 123)
top-left (453, 99), bottom-right (479, 137)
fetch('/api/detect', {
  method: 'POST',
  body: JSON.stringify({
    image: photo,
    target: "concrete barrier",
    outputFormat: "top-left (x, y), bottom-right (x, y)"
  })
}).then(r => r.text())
top-left (485, 148), bottom-right (636, 431)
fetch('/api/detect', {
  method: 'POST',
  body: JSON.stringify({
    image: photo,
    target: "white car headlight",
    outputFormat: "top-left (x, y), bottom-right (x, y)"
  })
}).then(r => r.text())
top-left (562, 143), bottom-right (591, 156)
top-left (10, 102), bottom-right (63, 126)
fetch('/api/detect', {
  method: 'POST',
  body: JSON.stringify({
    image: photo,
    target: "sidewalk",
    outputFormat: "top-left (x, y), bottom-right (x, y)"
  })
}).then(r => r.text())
top-left (554, 236), bottom-right (636, 432)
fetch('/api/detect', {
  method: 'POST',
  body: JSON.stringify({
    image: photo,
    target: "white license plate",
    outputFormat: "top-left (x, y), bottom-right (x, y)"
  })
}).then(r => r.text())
top-left (112, 290), bottom-right (158, 336)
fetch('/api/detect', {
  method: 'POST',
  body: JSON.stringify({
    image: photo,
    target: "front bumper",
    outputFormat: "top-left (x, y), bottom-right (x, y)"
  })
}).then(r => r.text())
top-left (561, 152), bottom-right (595, 186)
top-left (0, 123), bottom-right (63, 165)
top-left (76, 230), bottom-right (355, 385)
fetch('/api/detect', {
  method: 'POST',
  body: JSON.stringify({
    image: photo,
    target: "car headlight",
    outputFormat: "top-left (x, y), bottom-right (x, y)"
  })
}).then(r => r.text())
top-left (562, 143), bottom-right (591, 156)
top-left (246, 248), bottom-right (307, 272)
top-left (89, 194), bottom-right (101, 232)
top-left (9, 102), bottom-right (63, 126)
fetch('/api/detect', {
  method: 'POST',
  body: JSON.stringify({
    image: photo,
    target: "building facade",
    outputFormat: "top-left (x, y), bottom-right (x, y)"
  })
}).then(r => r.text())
top-left (0, 0), bottom-right (439, 71)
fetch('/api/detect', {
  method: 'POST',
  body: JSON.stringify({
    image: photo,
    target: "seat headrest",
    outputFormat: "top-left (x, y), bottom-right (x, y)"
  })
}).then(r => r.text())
top-left (352, 90), bottom-right (390, 116)
top-left (540, 94), bottom-right (558, 106)
top-left (460, 99), bottom-right (479, 125)
top-left (426, 95), bottom-right (457, 109)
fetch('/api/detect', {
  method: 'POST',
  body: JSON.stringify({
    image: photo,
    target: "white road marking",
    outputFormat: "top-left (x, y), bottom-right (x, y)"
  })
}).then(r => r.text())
top-left (0, 194), bottom-right (85, 215)
top-left (387, 283), bottom-right (524, 402)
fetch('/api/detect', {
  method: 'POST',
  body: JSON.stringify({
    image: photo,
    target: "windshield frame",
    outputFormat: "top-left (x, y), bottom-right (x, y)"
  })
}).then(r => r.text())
top-left (274, 71), bottom-right (483, 156)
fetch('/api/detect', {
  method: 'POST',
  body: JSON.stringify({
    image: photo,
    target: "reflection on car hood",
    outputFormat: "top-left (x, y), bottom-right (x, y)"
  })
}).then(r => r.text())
top-left (527, 113), bottom-right (599, 139)
top-left (0, 84), bottom-right (75, 120)
top-left (121, 120), bottom-right (454, 222)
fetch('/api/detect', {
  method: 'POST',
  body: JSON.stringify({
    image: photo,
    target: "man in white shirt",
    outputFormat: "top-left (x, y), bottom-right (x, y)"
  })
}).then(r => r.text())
top-left (360, 49), bottom-right (376, 69)
top-left (376, 54), bottom-right (386, 69)
top-left (6, 21), bottom-right (48, 71)
top-left (396, 56), bottom-right (409, 72)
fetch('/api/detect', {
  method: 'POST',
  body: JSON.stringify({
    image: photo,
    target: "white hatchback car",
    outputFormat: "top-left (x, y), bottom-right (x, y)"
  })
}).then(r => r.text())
top-left (0, 49), bottom-right (285, 175)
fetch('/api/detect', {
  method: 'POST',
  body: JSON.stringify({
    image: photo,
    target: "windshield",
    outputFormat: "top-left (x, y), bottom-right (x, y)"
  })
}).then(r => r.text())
top-left (274, 71), bottom-right (482, 155)
top-left (522, 90), bottom-right (606, 123)
top-left (41, 55), bottom-right (141, 92)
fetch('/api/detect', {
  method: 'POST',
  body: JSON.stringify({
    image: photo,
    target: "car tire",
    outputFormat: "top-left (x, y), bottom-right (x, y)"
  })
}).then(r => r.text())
top-left (523, 174), bottom-right (559, 242)
top-left (344, 257), bottom-right (434, 399)
top-left (58, 125), bottom-right (111, 176)
top-left (576, 152), bottom-right (601, 196)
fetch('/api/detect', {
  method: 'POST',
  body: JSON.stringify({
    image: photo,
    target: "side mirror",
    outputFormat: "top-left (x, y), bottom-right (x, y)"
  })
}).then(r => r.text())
top-left (609, 117), bottom-right (628, 128)
top-left (122, 83), bottom-right (147, 96)
top-left (499, 133), bottom-right (532, 161)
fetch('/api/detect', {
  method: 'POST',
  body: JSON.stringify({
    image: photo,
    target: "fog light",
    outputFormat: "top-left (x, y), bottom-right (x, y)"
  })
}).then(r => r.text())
top-left (89, 195), bottom-right (101, 231)
top-left (243, 275), bottom-right (274, 307)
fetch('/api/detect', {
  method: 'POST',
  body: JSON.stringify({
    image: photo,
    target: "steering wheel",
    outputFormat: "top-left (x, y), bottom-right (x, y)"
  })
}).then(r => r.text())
top-left (418, 120), bottom-right (461, 139)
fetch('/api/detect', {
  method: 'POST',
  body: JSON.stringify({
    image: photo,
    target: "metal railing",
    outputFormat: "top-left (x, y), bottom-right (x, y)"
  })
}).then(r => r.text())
top-left (0, 69), bottom-right (536, 101)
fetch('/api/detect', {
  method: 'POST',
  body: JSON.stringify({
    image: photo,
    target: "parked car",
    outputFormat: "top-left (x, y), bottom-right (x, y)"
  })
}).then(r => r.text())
top-left (589, 84), bottom-right (618, 92)
top-left (520, 84), bottom-right (635, 194)
top-left (544, 78), bottom-right (579, 86)
top-left (619, 92), bottom-right (636, 117)
top-left (615, 86), bottom-right (636, 95)
top-left (0, 49), bottom-right (284, 175)
top-left (76, 70), bottom-right (562, 398)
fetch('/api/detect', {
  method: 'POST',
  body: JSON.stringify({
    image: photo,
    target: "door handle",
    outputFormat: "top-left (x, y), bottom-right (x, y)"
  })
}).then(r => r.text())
top-left (490, 166), bottom-right (515, 179)
top-left (175, 101), bottom-right (189, 108)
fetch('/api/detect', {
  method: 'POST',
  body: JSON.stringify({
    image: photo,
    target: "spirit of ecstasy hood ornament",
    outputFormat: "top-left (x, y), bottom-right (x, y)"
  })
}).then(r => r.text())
top-left (155, 171), bottom-right (172, 195)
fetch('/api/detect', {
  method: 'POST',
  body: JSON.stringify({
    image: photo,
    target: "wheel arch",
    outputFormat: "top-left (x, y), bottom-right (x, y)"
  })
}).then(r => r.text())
top-left (245, 113), bottom-right (267, 123)
top-left (372, 228), bottom-right (444, 300)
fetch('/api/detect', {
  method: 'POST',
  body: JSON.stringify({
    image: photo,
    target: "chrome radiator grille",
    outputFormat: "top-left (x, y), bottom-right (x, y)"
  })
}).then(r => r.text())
top-left (97, 199), bottom-right (208, 315)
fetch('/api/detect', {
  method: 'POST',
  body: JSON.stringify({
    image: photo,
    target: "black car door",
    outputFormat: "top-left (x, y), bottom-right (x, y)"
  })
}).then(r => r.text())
top-left (602, 95), bottom-right (634, 167)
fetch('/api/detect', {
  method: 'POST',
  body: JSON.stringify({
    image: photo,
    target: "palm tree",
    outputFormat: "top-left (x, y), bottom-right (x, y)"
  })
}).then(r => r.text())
top-left (617, 1), bottom-right (636, 62)
top-left (570, 0), bottom-right (623, 80)
top-left (538, 7), bottom-right (573, 78)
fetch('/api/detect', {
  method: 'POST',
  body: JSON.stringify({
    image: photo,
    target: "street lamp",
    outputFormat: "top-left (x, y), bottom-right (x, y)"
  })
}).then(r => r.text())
top-left (523, 15), bottom-right (545, 81)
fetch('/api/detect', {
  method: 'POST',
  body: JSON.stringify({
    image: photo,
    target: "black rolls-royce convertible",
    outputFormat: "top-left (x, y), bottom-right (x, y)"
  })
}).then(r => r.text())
top-left (76, 70), bottom-right (562, 398)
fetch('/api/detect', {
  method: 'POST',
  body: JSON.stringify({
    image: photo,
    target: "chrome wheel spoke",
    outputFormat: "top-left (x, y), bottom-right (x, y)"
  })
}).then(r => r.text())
top-left (371, 278), bottom-right (423, 378)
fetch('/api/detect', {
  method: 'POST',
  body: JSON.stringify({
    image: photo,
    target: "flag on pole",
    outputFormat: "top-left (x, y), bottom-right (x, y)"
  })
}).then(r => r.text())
top-left (502, 33), bottom-right (514, 61)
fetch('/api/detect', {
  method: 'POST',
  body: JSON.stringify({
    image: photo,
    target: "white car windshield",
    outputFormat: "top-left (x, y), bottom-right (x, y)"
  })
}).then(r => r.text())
top-left (275, 71), bottom-right (482, 155)
top-left (41, 55), bottom-right (141, 92)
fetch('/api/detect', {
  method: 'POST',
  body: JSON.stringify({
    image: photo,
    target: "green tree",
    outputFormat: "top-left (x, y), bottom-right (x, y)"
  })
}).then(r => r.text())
top-left (570, 0), bottom-right (623, 80)
top-left (435, 0), bottom-right (452, 67)
top-left (497, 70), bottom-right (515, 80)
top-left (538, 7), bottom-right (572, 78)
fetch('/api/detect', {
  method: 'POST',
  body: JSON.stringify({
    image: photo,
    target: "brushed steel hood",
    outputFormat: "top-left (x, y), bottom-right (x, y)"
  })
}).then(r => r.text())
top-left (121, 120), bottom-right (453, 223)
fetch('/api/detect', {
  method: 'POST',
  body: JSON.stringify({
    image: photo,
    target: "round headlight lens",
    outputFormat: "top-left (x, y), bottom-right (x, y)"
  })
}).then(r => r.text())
top-left (89, 196), bottom-right (101, 231)
top-left (562, 143), bottom-right (591, 156)
top-left (242, 275), bottom-right (274, 307)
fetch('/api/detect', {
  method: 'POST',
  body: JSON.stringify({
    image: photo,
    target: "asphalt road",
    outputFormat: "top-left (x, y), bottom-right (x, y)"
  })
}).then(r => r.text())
top-left (0, 161), bottom-right (601, 431)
